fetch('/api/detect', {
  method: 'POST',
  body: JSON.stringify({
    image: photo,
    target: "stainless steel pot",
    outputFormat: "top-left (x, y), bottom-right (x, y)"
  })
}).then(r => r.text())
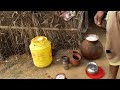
top-left (86, 62), bottom-right (98, 74)
top-left (55, 73), bottom-right (66, 79)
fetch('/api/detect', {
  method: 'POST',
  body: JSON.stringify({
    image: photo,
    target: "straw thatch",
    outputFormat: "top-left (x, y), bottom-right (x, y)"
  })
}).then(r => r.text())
top-left (0, 11), bottom-right (88, 60)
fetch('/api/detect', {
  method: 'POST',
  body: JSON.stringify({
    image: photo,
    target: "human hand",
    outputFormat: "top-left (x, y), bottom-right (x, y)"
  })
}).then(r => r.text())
top-left (94, 11), bottom-right (105, 27)
top-left (59, 11), bottom-right (65, 17)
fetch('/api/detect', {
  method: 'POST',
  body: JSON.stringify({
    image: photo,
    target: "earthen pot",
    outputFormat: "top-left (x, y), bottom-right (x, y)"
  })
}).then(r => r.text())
top-left (69, 50), bottom-right (82, 66)
top-left (81, 34), bottom-right (103, 60)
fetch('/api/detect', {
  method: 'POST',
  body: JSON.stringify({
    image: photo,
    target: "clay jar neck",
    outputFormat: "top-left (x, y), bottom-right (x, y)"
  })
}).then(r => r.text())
top-left (72, 51), bottom-right (81, 61)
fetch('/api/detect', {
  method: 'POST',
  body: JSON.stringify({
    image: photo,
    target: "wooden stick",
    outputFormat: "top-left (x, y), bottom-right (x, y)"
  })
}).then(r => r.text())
top-left (0, 26), bottom-right (79, 31)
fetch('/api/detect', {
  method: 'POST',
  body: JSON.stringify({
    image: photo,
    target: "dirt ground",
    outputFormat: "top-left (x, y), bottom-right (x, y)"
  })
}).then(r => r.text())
top-left (0, 23), bottom-right (120, 79)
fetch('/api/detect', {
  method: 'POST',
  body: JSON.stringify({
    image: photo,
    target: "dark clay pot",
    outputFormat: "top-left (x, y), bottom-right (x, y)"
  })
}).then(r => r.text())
top-left (69, 51), bottom-right (81, 66)
top-left (81, 35), bottom-right (103, 60)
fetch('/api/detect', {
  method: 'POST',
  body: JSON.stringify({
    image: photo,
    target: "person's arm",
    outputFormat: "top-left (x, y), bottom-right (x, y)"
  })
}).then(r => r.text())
top-left (94, 11), bottom-right (105, 27)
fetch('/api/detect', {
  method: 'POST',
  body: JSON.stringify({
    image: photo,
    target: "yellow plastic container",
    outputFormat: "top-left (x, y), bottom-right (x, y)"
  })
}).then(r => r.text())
top-left (29, 36), bottom-right (52, 68)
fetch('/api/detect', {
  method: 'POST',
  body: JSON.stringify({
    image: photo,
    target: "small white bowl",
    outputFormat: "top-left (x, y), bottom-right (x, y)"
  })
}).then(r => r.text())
top-left (86, 34), bottom-right (99, 42)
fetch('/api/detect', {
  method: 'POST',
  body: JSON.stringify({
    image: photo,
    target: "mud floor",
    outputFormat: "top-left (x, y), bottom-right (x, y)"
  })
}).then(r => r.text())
top-left (0, 23), bottom-right (120, 79)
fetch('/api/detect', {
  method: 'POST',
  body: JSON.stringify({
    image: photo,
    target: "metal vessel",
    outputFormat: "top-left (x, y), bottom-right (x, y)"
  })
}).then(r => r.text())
top-left (86, 62), bottom-right (98, 74)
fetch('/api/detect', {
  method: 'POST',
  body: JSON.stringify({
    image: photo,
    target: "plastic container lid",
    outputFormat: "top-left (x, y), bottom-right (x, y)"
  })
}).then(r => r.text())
top-left (33, 36), bottom-right (47, 43)
top-left (31, 36), bottom-right (51, 48)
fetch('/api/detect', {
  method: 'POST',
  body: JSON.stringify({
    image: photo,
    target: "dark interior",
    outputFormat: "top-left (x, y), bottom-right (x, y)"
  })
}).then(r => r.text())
top-left (88, 11), bottom-right (97, 23)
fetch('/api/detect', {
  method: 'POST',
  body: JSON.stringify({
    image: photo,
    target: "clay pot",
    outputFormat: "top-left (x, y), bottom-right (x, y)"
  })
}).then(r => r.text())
top-left (69, 51), bottom-right (81, 66)
top-left (81, 34), bottom-right (103, 60)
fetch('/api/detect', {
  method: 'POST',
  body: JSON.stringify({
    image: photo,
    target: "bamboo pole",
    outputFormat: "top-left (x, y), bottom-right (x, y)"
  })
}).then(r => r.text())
top-left (0, 26), bottom-right (79, 31)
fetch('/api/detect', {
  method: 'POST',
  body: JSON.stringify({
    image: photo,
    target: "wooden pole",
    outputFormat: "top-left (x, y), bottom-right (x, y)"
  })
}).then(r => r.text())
top-left (0, 26), bottom-right (79, 31)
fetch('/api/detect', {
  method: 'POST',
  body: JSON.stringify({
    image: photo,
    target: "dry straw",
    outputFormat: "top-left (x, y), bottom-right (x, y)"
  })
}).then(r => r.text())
top-left (0, 11), bottom-right (88, 60)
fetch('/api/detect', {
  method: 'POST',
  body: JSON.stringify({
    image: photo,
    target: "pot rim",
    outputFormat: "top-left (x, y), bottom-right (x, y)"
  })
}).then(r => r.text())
top-left (61, 55), bottom-right (68, 58)
top-left (72, 53), bottom-right (81, 61)
top-left (85, 34), bottom-right (99, 42)
top-left (61, 56), bottom-right (69, 60)
top-left (87, 62), bottom-right (97, 66)
top-left (72, 50), bottom-right (79, 53)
